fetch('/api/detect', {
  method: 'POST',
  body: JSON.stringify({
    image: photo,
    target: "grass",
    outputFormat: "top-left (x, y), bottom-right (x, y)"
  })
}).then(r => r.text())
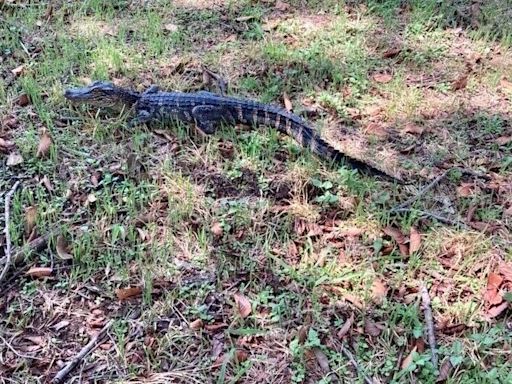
top-left (1, 1), bottom-right (512, 383)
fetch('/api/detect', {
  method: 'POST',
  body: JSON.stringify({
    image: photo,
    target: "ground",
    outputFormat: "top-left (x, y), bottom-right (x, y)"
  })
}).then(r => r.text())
top-left (1, 1), bottom-right (512, 383)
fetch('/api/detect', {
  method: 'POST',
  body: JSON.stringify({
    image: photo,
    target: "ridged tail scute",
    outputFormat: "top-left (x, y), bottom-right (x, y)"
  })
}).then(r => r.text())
top-left (249, 106), bottom-right (403, 183)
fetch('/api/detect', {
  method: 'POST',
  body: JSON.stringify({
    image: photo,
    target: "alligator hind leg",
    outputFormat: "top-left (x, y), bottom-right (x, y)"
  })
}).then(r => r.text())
top-left (191, 105), bottom-right (234, 135)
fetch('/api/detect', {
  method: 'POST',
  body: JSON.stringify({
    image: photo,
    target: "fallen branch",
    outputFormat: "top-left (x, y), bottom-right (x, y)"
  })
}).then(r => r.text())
top-left (391, 207), bottom-right (468, 228)
top-left (420, 285), bottom-right (438, 371)
top-left (341, 343), bottom-right (373, 384)
top-left (391, 170), bottom-right (450, 212)
top-left (0, 180), bottom-right (21, 283)
top-left (51, 319), bottom-right (114, 384)
top-left (0, 231), bottom-right (54, 269)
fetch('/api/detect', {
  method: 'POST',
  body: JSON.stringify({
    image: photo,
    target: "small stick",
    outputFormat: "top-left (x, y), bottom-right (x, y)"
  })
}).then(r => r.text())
top-left (51, 319), bottom-right (114, 384)
top-left (391, 208), bottom-right (468, 228)
top-left (391, 170), bottom-right (450, 212)
top-left (0, 180), bottom-right (21, 283)
top-left (420, 285), bottom-right (438, 371)
top-left (341, 343), bottom-right (373, 384)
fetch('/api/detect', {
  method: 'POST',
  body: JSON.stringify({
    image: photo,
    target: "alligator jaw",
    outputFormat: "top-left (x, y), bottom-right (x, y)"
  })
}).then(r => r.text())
top-left (64, 87), bottom-right (95, 103)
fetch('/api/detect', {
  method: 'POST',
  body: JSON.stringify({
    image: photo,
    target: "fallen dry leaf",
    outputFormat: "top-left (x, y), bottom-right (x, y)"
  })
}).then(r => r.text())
top-left (383, 226), bottom-right (408, 256)
top-left (409, 227), bottom-right (421, 254)
top-left (0, 137), bottom-right (15, 151)
top-left (56, 235), bottom-right (73, 260)
top-left (233, 292), bottom-right (251, 318)
top-left (234, 349), bottom-right (249, 363)
top-left (189, 319), bottom-right (203, 330)
top-left (52, 320), bottom-right (70, 331)
top-left (7, 152), bottom-right (23, 166)
top-left (364, 319), bottom-right (383, 337)
top-left (26, 267), bottom-right (53, 278)
top-left (235, 15), bottom-right (256, 22)
top-left (496, 136), bottom-right (512, 146)
top-left (401, 346), bottom-right (417, 370)
top-left (436, 360), bottom-right (453, 382)
top-left (24, 206), bottom-right (37, 237)
top-left (451, 74), bottom-right (468, 91)
top-left (17, 93), bottom-right (30, 107)
top-left (456, 183), bottom-right (473, 197)
top-left (211, 222), bottom-right (223, 237)
top-left (483, 273), bottom-right (503, 305)
top-left (275, 0), bottom-right (290, 11)
top-left (313, 348), bottom-right (330, 373)
top-left (487, 301), bottom-right (509, 318)
top-left (499, 78), bottom-right (512, 92)
top-left (337, 312), bottom-right (354, 339)
top-left (11, 64), bottom-right (25, 76)
top-left (364, 122), bottom-right (388, 139)
top-left (40, 175), bottom-right (54, 192)
top-left (499, 263), bottom-right (512, 282)
top-left (116, 286), bottom-right (143, 300)
top-left (283, 92), bottom-right (293, 112)
top-left (372, 278), bottom-right (388, 303)
top-left (372, 72), bottom-right (393, 83)
top-left (403, 123), bottom-right (424, 135)
top-left (164, 23), bottom-right (178, 32)
top-left (382, 47), bottom-right (401, 58)
top-left (36, 130), bottom-right (52, 158)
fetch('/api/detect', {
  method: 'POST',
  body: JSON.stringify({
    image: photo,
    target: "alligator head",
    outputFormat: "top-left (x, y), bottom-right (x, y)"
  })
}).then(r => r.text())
top-left (64, 81), bottom-right (139, 107)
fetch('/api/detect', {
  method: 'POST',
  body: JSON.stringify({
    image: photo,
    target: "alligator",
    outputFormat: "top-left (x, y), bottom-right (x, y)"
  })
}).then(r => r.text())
top-left (64, 81), bottom-right (404, 183)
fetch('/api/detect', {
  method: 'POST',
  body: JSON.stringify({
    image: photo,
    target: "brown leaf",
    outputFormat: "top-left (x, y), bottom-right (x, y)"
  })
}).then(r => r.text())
top-left (233, 292), bottom-right (251, 318)
top-left (409, 226), bottom-right (421, 254)
top-left (372, 279), bottom-right (388, 303)
top-left (337, 312), bottom-right (354, 339)
top-left (56, 235), bottom-right (73, 260)
top-left (211, 222), bottom-right (223, 237)
top-left (483, 273), bottom-right (503, 305)
top-left (496, 136), bottom-right (512, 146)
top-left (456, 183), bottom-right (473, 197)
top-left (403, 123), bottom-right (424, 135)
top-left (382, 47), bottom-right (401, 59)
top-left (499, 78), bottom-right (512, 92)
top-left (372, 72), bottom-right (393, 83)
top-left (364, 122), bottom-right (388, 139)
top-left (0, 137), bottom-right (15, 151)
top-left (26, 267), bottom-right (53, 278)
top-left (164, 23), bottom-right (178, 32)
top-left (275, 0), bottom-right (290, 11)
top-left (7, 152), bottom-right (23, 166)
top-left (52, 320), bottom-right (70, 331)
top-left (24, 206), bottom-right (37, 237)
top-left (401, 346), bottom-right (417, 370)
top-left (235, 15), bottom-right (256, 22)
top-left (11, 64), bottom-right (25, 76)
top-left (189, 319), bottom-right (203, 330)
top-left (283, 92), bottom-right (293, 112)
top-left (487, 301), bottom-right (509, 318)
top-left (383, 226), bottom-right (408, 256)
top-left (16, 93), bottom-right (30, 107)
top-left (436, 360), bottom-right (453, 382)
top-left (451, 74), bottom-right (468, 91)
top-left (504, 206), bottom-right (512, 217)
top-left (499, 263), bottom-right (512, 283)
top-left (364, 319), bottom-right (383, 337)
top-left (116, 286), bottom-right (143, 300)
top-left (36, 130), bottom-right (52, 158)
top-left (40, 175), bottom-right (54, 192)
top-left (313, 348), bottom-right (330, 373)
top-left (234, 349), bottom-right (249, 363)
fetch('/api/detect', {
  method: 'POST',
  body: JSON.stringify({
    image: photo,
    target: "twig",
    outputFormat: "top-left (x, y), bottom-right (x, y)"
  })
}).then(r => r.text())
top-left (341, 343), bottom-right (373, 384)
top-left (391, 170), bottom-right (450, 212)
top-left (420, 285), bottom-right (438, 371)
top-left (0, 180), bottom-right (21, 283)
top-left (391, 207), bottom-right (468, 228)
top-left (0, 231), bottom-right (54, 269)
top-left (0, 333), bottom-right (45, 361)
top-left (51, 319), bottom-right (114, 384)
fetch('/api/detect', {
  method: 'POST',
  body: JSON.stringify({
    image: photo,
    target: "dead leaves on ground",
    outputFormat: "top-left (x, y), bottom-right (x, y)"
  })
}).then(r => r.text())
top-left (382, 226), bottom-right (422, 257)
top-left (483, 263), bottom-right (512, 319)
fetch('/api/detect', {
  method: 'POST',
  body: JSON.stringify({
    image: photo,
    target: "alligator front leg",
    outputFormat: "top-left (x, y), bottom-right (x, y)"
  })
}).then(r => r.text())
top-left (191, 105), bottom-right (234, 135)
top-left (127, 109), bottom-right (154, 128)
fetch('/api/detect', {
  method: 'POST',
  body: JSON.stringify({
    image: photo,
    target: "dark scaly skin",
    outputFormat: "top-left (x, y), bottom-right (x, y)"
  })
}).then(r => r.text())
top-left (64, 81), bottom-right (404, 183)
